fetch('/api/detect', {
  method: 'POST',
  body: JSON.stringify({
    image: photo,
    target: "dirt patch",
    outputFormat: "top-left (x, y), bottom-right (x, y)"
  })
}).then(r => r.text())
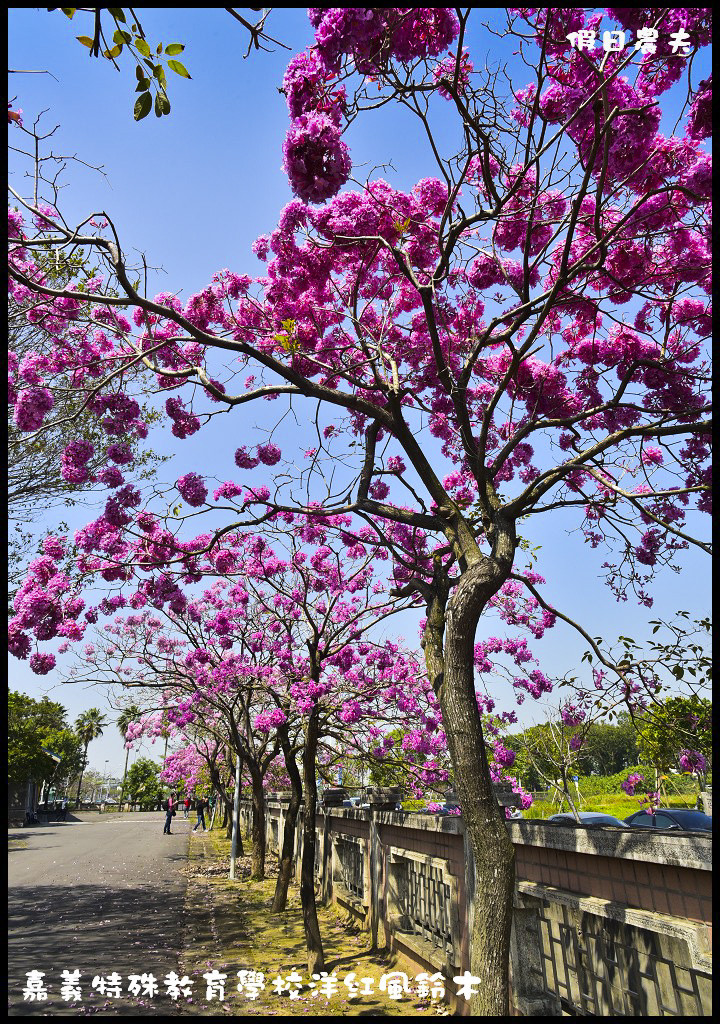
top-left (178, 830), bottom-right (448, 1016)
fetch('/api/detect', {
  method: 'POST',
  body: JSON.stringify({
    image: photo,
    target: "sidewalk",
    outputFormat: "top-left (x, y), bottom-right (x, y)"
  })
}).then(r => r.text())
top-left (178, 829), bottom-right (447, 1016)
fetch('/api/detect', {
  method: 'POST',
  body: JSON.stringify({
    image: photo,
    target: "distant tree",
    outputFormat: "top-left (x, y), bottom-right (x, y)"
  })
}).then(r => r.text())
top-left (116, 702), bottom-right (140, 810)
top-left (8, 690), bottom-right (84, 792)
top-left (574, 715), bottom-right (639, 776)
top-left (67, 767), bottom-right (105, 803)
top-left (124, 757), bottom-right (163, 808)
top-left (636, 695), bottom-right (712, 790)
top-left (74, 707), bottom-right (107, 805)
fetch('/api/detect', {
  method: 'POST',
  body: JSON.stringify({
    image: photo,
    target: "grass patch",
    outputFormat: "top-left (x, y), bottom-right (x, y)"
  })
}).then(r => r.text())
top-left (526, 792), bottom-right (699, 820)
top-left (179, 829), bottom-right (446, 1016)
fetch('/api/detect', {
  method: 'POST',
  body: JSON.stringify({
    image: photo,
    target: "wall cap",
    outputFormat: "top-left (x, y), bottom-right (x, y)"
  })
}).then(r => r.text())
top-left (506, 819), bottom-right (712, 869)
top-left (260, 799), bottom-right (712, 869)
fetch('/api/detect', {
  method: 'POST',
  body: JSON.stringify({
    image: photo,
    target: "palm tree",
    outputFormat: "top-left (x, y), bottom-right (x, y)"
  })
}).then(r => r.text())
top-left (74, 709), bottom-right (108, 807)
top-left (117, 704), bottom-right (140, 812)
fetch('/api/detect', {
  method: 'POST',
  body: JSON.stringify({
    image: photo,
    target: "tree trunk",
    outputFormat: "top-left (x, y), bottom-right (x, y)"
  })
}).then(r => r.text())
top-left (118, 747), bottom-right (130, 812)
top-left (222, 800), bottom-right (232, 839)
top-left (75, 742), bottom-right (89, 806)
top-left (272, 725), bottom-right (303, 913)
top-left (423, 525), bottom-right (516, 1016)
top-left (211, 767), bottom-right (241, 851)
top-left (300, 704), bottom-right (324, 974)
top-left (250, 767), bottom-right (266, 880)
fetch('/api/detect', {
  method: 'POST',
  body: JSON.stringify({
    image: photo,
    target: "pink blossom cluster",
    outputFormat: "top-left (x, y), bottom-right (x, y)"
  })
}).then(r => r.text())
top-left (280, 10), bottom-right (461, 204)
top-left (282, 111), bottom-right (352, 204)
top-left (176, 472), bottom-right (208, 508)
top-left (60, 440), bottom-right (95, 484)
top-left (165, 396), bottom-right (200, 439)
top-left (678, 749), bottom-right (707, 774)
top-left (620, 772), bottom-right (644, 796)
top-left (433, 49), bottom-right (473, 99)
top-left (254, 708), bottom-right (288, 732)
top-left (13, 387), bottom-right (54, 431)
top-left (559, 702), bottom-right (586, 728)
top-left (308, 8), bottom-right (460, 73)
top-left (283, 48), bottom-right (346, 124)
top-left (9, 549), bottom-right (85, 663)
top-left (686, 76), bottom-right (712, 142)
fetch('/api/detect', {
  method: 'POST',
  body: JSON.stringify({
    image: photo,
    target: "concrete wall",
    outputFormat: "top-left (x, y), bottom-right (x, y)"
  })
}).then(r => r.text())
top-left (246, 799), bottom-right (712, 1016)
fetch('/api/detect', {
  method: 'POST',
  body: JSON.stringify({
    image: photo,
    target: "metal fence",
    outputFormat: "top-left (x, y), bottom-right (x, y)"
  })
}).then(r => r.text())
top-left (532, 898), bottom-right (709, 1016)
top-left (398, 858), bottom-right (453, 956)
top-left (335, 835), bottom-right (365, 900)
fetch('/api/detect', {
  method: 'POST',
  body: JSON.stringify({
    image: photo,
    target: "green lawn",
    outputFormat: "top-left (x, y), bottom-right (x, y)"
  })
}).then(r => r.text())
top-left (526, 792), bottom-right (699, 820)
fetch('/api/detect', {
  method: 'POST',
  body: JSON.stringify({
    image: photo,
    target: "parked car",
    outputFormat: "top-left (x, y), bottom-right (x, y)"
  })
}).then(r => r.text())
top-left (624, 808), bottom-right (712, 832)
top-left (546, 812), bottom-right (626, 826)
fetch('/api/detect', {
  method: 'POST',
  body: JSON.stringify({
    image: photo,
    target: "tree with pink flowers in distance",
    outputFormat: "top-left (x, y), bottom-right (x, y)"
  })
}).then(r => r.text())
top-left (206, 528), bottom-right (440, 960)
top-left (67, 603), bottom-right (293, 880)
top-left (157, 737), bottom-right (238, 837)
top-left (161, 735), bottom-right (291, 845)
top-left (60, 526), bottom-right (433, 967)
top-left (8, 8), bottom-right (712, 1012)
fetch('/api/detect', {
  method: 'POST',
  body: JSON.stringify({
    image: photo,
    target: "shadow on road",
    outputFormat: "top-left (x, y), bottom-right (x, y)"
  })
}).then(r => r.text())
top-left (8, 882), bottom-right (188, 1016)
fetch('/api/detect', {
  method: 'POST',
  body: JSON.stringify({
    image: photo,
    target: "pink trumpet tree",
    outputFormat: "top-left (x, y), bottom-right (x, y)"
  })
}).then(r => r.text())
top-left (62, 527), bottom-right (437, 968)
top-left (8, 8), bottom-right (711, 1013)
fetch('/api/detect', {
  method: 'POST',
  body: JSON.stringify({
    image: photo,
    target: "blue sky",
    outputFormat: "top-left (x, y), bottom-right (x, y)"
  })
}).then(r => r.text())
top-left (8, 9), bottom-right (711, 777)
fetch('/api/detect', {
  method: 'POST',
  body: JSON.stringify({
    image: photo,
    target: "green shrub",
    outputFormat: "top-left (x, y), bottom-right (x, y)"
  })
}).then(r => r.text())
top-left (401, 798), bottom-right (427, 812)
top-left (574, 767), bottom-right (698, 797)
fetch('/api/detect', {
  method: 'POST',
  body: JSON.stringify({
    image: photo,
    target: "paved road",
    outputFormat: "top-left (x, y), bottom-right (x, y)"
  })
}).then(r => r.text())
top-left (8, 811), bottom-right (195, 1016)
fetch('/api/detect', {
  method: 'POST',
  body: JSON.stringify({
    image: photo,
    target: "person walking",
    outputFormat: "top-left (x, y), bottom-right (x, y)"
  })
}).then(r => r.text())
top-left (192, 796), bottom-right (207, 833)
top-left (163, 792), bottom-right (178, 834)
top-left (183, 796), bottom-right (191, 819)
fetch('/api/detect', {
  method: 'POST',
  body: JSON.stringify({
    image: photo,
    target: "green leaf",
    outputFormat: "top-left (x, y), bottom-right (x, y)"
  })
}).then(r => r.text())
top-left (153, 64), bottom-right (167, 86)
top-left (154, 91), bottom-right (171, 117)
top-left (167, 59), bottom-right (191, 79)
top-left (114, 28), bottom-right (132, 44)
top-left (103, 44), bottom-right (123, 59)
top-left (76, 35), bottom-right (94, 48)
top-left (135, 79), bottom-right (150, 92)
top-left (134, 37), bottom-right (151, 57)
top-left (61, 8), bottom-right (76, 18)
top-left (164, 43), bottom-right (184, 55)
top-left (157, 42), bottom-right (163, 55)
top-left (133, 91), bottom-right (152, 121)
top-left (107, 8), bottom-right (126, 21)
